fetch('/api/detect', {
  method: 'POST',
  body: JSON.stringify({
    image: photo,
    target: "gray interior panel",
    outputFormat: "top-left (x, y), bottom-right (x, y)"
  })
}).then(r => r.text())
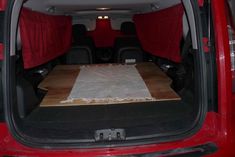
top-left (24, 0), bottom-right (181, 15)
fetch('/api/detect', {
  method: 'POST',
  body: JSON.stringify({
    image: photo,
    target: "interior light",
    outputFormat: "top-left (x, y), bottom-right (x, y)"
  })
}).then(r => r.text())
top-left (98, 16), bottom-right (103, 19)
top-left (96, 7), bottom-right (110, 11)
top-left (97, 16), bottom-right (109, 19)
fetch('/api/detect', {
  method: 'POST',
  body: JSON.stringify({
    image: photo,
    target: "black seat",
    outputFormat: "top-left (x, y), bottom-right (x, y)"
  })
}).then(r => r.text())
top-left (72, 24), bottom-right (94, 48)
top-left (120, 21), bottom-right (137, 35)
top-left (65, 24), bottom-right (94, 64)
top-left (65, 46), bottom-right (92, 64)
top-left (114, 22), bottom-right (143, 63)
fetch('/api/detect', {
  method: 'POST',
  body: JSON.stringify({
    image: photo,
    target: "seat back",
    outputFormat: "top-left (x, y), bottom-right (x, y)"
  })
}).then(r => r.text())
top-left (65, 46), bottom-right (92, 64)
top-left (114, 22), bottom-right (143, 63)
top-left (117, 47), bottom-right (143, 63)
top-left (114, 36), bottom-right (140, 50)
top-left (66, 24), bottom-right (95, 64)
top-left (72, 24), bottom-right (95, 49)
top-left (120, 22), bottom-right (136, 35)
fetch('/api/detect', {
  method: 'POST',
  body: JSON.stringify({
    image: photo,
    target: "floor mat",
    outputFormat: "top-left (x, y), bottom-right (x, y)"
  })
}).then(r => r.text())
top-left (22, 101), bottom-right (195, 140)
top-left (67, 64), bottom-right (154, 103)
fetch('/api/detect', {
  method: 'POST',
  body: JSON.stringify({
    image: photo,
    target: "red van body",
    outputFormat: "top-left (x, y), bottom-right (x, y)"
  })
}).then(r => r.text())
top-left (0, 0), bottom-right (235, 156)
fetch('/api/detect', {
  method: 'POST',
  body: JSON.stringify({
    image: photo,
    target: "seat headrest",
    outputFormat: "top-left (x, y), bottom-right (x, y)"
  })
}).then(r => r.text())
top-left (72, 24), bottom-right (87, 36)
top-left (120, 22), bottom-right (136, 35)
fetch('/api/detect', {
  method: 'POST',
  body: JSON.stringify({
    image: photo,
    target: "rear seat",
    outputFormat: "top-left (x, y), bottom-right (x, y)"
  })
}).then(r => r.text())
top-left (64, 24), bottom-right (94, 64)
top-left (114, 22), bottom-right (143, 63)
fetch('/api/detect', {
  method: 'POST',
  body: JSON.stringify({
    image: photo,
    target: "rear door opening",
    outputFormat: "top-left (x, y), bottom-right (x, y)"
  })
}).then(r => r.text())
top-left (2, 0), bottom-right (214, 148)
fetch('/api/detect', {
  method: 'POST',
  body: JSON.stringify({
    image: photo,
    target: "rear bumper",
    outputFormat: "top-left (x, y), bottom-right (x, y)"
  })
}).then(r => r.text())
top-left (0, 112), bottom-right (234, 157)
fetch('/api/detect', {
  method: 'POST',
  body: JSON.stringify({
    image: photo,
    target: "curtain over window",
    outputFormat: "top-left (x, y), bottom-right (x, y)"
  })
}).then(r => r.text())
top-left (133, 4), bottom-right (184, 63)
top-left (20, 8), bottom-right (72, 69)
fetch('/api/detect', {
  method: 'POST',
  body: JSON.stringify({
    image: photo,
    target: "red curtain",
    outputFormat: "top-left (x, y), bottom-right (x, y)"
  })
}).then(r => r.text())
top-left (19, 8), bottom-right (72, 69)
top-left (198, 0), bottom-right (204, 7)
top-left (0, 0), bottom-right (7, 60)
top-left (0, 44), bottom-right (3, 60)
top-left (88, 19), bottom-right (122, 47)
top-left (133, 4), bottom-right (184, 63)
top-left (0, 0), bottom-right (7, 11)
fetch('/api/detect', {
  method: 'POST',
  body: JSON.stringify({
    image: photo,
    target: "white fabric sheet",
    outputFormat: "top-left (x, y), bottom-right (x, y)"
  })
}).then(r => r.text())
top-left (67, 65), bottom-right (153, 103)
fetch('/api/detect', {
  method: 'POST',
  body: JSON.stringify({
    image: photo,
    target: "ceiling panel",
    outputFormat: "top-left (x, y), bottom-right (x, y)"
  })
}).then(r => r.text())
top-left (24, 0), bottom-right (181, 15)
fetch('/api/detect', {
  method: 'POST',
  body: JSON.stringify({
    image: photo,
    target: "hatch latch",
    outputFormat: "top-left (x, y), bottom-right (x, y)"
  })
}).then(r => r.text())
top-left (94, 128), bottom-right (126, 141)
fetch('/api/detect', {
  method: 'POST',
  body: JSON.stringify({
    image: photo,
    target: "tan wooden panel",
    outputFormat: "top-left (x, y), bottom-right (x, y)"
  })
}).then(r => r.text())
top-left (38, 65), bottom-right (80, 90)
top-left (39, 63), bottom-right (180, 107)
top-left (136, 63), bottom-right (180, 101)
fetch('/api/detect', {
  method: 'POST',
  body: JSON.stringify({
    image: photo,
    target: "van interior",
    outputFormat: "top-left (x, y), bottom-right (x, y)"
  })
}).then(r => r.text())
top-left (5, 0), bottom-right (212, 146)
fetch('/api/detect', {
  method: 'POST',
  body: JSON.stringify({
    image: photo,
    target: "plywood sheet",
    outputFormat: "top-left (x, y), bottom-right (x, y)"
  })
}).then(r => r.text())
top-left (39, 63), bottom-right (180, 107)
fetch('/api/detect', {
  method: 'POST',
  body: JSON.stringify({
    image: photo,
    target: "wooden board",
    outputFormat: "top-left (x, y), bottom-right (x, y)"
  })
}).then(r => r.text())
top-left (39, 63), bottom-right (181, 107)
top-left (136, 63), bottom-right (180, 101)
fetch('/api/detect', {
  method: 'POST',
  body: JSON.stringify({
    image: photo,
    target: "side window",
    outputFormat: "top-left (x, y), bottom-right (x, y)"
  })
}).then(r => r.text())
top-left (226, 0), bottom-right (235, 92)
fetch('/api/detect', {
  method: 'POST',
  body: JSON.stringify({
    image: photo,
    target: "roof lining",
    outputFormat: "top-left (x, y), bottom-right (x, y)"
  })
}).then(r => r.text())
top-left (23, 0), bottom-right (182, 16)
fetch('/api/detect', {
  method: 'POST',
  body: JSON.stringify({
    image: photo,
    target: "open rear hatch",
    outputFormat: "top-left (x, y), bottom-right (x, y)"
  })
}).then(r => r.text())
top-left (2, 0), bottom-right (213, 148)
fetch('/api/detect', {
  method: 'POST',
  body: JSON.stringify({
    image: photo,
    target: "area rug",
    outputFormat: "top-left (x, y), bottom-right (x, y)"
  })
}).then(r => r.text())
top-left (66, 64), bottom-right (154, 103)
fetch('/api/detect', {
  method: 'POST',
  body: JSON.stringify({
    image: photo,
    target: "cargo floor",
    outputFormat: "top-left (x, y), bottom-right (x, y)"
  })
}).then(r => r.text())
top-left (21, 100), bottom-right (197, 141)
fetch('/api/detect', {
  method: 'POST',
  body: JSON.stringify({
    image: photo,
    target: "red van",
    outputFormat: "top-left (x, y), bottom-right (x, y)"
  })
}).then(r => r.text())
top-left (0, 0), bottom-right (234, 156)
